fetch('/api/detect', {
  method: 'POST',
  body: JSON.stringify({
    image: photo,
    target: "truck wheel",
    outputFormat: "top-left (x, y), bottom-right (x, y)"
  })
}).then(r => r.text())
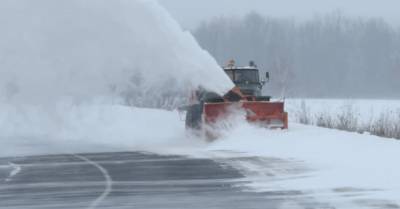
top-left (185, 104), bottom-right (203, 130)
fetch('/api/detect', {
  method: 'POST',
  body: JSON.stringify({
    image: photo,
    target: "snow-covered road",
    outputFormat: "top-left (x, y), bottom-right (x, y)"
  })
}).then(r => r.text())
top-left (1, 148), bottom-right (397, 209)
top-left (0, 152), bottom-right (320, 209)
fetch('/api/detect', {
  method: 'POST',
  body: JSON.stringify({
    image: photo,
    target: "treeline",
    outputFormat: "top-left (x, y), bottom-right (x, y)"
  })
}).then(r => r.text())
top-left (193, 12), bottom-right (400, 98)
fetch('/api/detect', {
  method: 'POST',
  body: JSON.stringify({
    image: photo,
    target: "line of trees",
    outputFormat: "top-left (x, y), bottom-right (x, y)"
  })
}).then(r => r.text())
top-left (193, 12), bottom-right (400, 98)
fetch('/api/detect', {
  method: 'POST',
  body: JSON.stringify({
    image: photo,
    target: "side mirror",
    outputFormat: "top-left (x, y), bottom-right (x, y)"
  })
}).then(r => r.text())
top-left (265, 72), bottom-right (270, 82)
top-left (260, 79), bottom-right (266, 86)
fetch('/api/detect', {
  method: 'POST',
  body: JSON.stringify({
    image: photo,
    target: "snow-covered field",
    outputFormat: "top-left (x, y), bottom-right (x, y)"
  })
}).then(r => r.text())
top-left (286, 99), bottom-right (400, 140)
top-left (286, 99), bottom-right (400, 124)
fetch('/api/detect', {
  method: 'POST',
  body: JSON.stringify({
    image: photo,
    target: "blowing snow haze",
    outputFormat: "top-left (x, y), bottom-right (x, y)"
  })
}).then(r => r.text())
top-left (160, 0), bottom-right (400, 98)
top-left (159, 0), bottom-right (400, 28)
top-left (0, 0), bottom-right (234, 156)
top-left (0, 0), bottom-right (233, 106)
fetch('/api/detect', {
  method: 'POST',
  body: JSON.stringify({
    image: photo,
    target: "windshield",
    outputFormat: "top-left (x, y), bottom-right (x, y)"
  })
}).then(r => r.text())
top-left (225, 70), bottom-right (234, 80)
top-left (224, 69), bottom-right (259, 83)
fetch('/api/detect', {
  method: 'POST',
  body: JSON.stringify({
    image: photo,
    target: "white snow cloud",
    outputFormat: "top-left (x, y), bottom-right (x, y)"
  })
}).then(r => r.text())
top-left (0, 0), bottom-right (233, 105)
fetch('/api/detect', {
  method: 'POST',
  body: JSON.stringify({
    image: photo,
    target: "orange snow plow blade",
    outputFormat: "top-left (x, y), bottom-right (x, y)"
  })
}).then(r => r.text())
top-left (203, 101), bottom-right (288, 129)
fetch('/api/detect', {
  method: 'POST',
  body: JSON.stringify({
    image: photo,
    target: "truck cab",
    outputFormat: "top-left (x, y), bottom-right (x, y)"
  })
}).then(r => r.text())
top-left (223, 60), bottom-right (270, 100)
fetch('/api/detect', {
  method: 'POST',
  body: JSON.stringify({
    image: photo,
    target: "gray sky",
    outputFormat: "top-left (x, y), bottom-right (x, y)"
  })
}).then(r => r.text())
top-left (158, 0), bottom-right (400, 28)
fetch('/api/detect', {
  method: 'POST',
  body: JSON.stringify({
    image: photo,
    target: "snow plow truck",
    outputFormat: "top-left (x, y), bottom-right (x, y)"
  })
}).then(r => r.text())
top-left (185, 60), bottom-right (288, 138)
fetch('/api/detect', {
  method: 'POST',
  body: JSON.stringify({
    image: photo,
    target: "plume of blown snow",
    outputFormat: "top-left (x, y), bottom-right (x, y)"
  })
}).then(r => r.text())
top-left (0, 0), bottom-right (232, 156)
top-left (0, 0), bottom-right (233, 107)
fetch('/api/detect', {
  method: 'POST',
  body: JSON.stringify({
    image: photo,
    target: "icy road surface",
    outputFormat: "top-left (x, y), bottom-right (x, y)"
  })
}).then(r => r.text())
top-left (0, 151), bottom-right (336, 209)
top-left (1, 151), bottom-right (398, 209)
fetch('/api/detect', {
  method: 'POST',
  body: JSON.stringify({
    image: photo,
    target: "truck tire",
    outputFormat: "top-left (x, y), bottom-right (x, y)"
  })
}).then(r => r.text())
top-left (185, 104), bottom-right (203, 130)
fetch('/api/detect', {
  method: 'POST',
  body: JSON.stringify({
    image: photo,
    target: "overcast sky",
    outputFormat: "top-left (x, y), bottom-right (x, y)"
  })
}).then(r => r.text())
top-left (158, 0), bottom-right (400, 28)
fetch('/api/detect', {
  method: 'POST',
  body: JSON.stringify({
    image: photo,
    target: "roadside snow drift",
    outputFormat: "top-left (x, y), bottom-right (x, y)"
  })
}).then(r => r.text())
top-left (0, 104), bottom-right (204, 157)
top-left (209, 121), bottom-right (400, 208)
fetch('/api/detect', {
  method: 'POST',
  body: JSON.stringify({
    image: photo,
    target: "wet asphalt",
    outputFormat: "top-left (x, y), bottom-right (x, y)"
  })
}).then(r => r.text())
top-left (0, 152), bottom-right (333, 209)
